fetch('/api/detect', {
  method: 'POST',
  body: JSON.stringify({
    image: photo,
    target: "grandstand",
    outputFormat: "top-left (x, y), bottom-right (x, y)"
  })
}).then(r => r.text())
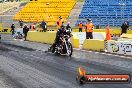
top-left (13, 0), bottom-right (75, 26)
top-left (76, 0), bottom-right (132, 26)
top-left (0, 2), bottom-right (20, 14)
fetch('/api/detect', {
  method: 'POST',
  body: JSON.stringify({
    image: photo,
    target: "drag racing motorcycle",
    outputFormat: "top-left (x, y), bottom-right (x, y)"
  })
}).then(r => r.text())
top-left (48, 34), bottom-right (73, 56)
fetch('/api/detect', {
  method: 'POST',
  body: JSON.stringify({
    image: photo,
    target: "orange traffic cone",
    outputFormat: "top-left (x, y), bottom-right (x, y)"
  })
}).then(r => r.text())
top-left (105, 26), bottom-right (111, 41)
top-left (31, 23), bottom-right (35, 31)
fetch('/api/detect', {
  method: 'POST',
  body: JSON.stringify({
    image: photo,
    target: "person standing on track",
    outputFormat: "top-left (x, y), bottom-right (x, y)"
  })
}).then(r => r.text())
top-left (23, 24), bottom-right (29, 41)
top-left (121, 21), bottom-right (129, 35)
top-left (78, 21), bottom-right (83, 32)
top-left (85, 19), bottom-right (94, 39)
top-left (41, 20), bottom-right (47, 32)
top-left (11, 24), bottom-right (15, 36)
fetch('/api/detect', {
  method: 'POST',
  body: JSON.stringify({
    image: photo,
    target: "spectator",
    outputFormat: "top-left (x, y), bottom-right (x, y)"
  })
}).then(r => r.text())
top-left (41, 20), bottom-right (47, 32)
top-left (35, 21), bottom-right (40, 31)
top-left (56, 16), bottom-right (63, 28)
top-left (10, 24), bottom-right (15, 35)
top-left (78, 21), bottom-right (83, 32)
top-left (31, 23), bottom-right (36, 31)
top-left (121, 22), bottom-right (129, 35)
top-left (85, 19), bottom-right (94, 39)
top-left (19, 20), bottom-right (23, 28)
top-left (23, 24), bottom-right (29, 41)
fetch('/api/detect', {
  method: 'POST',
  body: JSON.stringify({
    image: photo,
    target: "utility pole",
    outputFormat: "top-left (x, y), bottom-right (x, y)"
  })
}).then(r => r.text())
top-left (0, 0), bottom-right (2, 23)
top-left (107, 0), bottom-right (109, 26)
top-left (119, 0), bottom-right (125, 24)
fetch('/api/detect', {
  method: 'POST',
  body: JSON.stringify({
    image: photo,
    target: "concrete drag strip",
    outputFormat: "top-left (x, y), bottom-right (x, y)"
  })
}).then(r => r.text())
top-left (0, 34), bottom-right (132, 88)
top-left (0, 55), bottom-right (77, 88)
top-left (0, 44), bottom-right (132, 88)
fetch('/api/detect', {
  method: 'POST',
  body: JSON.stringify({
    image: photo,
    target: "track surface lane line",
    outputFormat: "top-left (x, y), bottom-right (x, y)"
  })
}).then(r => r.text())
top-left (74, 48), bottom-right (132, 59)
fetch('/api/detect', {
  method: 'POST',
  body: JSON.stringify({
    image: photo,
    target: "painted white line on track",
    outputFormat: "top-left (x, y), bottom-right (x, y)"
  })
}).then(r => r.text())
top-left (113, 54), bottom-right (118, 56)
top-left (101, 53), bottom-right (106, 55)
top-left (120, 56), bottom-right (126, 58)
top-left (126, 57), bottom-right (132, 59)
top-left (74, 48), bottom-right (132, 59)
top-left (106, 54), bottom-right (112, 56)
top-left (95, 52), bottom-right (100, 53)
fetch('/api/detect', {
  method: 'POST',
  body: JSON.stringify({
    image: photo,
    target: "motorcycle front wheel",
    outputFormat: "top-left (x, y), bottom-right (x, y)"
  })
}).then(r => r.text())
top-left (67, 43), bottom-right (73, 56)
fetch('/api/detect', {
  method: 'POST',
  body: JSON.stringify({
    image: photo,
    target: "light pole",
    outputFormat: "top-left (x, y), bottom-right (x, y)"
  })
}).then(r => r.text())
top-left (107, 0), bottom-right (109, 26)
top-left (45, 3), bottom-right (49, 24)
top-left (119, 2), bottom-right (125, 22)
top-left (0, 0), bottom-right (3, 23)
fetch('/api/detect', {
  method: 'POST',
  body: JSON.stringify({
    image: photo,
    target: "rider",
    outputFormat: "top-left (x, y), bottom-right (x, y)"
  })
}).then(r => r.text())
top-left (49, 25), bottom-right (71, 53)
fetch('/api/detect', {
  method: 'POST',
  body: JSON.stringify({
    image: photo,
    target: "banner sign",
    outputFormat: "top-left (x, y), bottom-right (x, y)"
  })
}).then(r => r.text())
top-left (107, 41), bottom-right (132, 55)
top-left (85, 74), bottom-right (130, 83)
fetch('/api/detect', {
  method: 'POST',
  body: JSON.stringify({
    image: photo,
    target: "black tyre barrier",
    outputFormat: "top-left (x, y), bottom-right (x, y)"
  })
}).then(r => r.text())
top-left (110, 34), bottom-right (121, 37)
top-left (0, 29), bottom-right (10, 32)
top-left (47, 29), bottom-right (55, 31)
top-left (37, 29), bottom-right (55, 32)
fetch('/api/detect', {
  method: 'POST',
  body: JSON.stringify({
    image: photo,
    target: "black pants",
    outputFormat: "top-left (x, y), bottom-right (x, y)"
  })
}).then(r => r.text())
top-left (12, 31), bottom-right (14, 35)
top-left (43, 29), bottom-right (46, 32)
top-left (121, 29), bottom-right (127, 35)
top-left (86, 32), bottom-right (93, 39)
top-left (79, 28), bottom-right (82, 32)
top-left (24, 33), bottom-right (27, 40)
top-left (42, 28), bottom-right (47, 32)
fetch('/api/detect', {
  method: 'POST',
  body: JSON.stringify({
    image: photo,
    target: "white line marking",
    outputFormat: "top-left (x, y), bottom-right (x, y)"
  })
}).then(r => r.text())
top-left (73, 48), bottom-right (132, 59)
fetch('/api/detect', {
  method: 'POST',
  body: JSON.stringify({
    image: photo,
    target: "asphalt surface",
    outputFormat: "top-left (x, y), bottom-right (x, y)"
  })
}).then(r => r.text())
top-left (0, 34), bottom-right (132, 88)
